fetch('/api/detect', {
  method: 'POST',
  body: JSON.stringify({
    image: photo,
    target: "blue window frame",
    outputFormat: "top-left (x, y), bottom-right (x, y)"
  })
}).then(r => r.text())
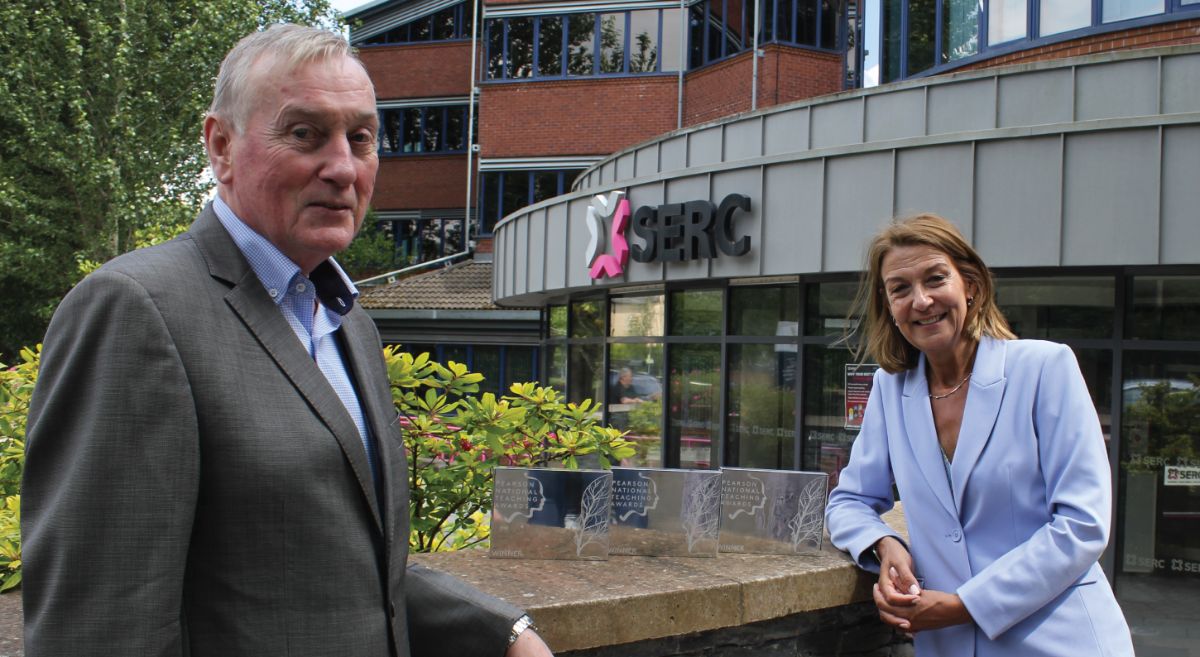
top-left (477, 169), bottom-right (585, 235)
top-left (378, 105), bottom-right (472, 155)
top-left (358, 2), bottom-right (475, 46)
top-left (376, 216), bottom-right (467, 267)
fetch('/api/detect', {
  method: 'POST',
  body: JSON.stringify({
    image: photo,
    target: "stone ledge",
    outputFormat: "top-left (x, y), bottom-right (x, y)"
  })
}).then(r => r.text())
top-left (411, 507), bottom-right (907, 652)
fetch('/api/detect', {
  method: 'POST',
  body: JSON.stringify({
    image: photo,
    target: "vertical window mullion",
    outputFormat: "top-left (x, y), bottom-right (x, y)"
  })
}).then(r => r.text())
top-left (532, 17), bottom-right (541, 77)
top-left (624, 12), bottom-right (632, 73)
top-left (657, 9), bottom-right (664, 72)
top-left (594, 12), bottom-right (602, 74)
top-left (899, 0), bottom-right (909, 80)
top-left (933, 0), bottom-right (942, 65)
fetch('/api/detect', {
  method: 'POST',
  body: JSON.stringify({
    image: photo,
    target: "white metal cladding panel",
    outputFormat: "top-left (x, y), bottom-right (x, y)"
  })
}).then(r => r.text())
top-left (762, 160), bottom-right (824, 276)
top-left (624, 181), bottom-right (667, 283)
top-left (1076, 58), bottom-right (1160, 122)
top-left (663, 174), bottom-right (711, 280)
top-left (974, 136), bottom-right (1063, 267)
top-left (602, 160), bottom-right (618, 186)
top-left (528, 210), bottom-right (547, 292)
top-left (635, 144), bottom-right (660, 178)
top-left (927, 78), bottom-right (996, 136)
top-left (723, 118), bottom-right (763, 162)
top-left (567, 197), bottom-right (595, 289)
top-left (1062, 129), bottom-right (1160, 266)
top-left (824, 151), bottom-right (894, 272)
top-left (895, 143), bottom-right (975, 234)
top-left (616, 152), bottom-right (636, 181)
top-left (811, 97), bottom-right (864, 150)
top-left (688, 127), bottom-right (723, 167)
top-left (1162, 53), bottom-right (1200, 115)
top-left (545, 204), bottom-right (569, 291)
top-left (514, 215), bottom-right (529, 296)
top-left (660, 136), bottom-right (688, 173)
top-left (710, 167), bottom-right (763, 278)
top-left (496, 227), bottom-right (509, 299)
top-left (763, 107), bottom-right (809, 155)
top-left (998, 68), bottom-right (1074, 129)
top-left (1162, 125), bottom-right (1200, 264)
top-left (865, 88), bottom-right (925, 143)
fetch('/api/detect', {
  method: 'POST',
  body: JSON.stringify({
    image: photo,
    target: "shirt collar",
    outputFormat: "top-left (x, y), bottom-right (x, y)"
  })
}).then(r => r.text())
top-left (212, 196), bottom-right (358, 316)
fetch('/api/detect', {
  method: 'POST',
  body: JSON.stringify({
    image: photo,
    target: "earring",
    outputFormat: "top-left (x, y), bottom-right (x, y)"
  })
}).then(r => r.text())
top-left (892, 316), bottom-right (898, 325)
top-left (967, 297), bottom-right (975, 307)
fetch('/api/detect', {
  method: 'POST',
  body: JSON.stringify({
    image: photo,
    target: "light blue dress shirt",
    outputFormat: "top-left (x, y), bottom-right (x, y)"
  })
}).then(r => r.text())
top-left (212, 196), bottom-right (376, 480)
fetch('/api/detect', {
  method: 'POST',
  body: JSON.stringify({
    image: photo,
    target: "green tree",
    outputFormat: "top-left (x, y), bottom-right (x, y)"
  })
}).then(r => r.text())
top-left (0, 0), bottom-right (339, 359)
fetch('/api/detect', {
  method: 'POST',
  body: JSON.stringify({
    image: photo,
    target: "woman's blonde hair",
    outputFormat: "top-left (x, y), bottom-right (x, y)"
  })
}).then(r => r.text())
top-left (849, 213), bottom-right (1015, 373)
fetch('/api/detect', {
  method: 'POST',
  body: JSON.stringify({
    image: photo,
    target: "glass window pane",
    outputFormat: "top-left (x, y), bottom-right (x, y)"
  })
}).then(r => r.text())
top-left (804, 281), bottom-right (859, 336)
top-left (480, 171), bottom-right (500, 233)
top-left (462, 4), bottom-right (475, 38)
top-left (988, 0), bottom-right (1027, 44)
top-left (609, 344), bottom-right (665, 467)
top-left (996, 277), bottom-right (1115, 340)
top-left (629, 10), bottom-right (659, 72)
top-left (487, 20), bottom-right (504, 78)
top-left (882, 0), bottom-right (903, 82)
top-left (941, 0), bottom-right (980, 62)
top-left (661, 8), bottom-right (684, 71)
top-left (508, 17), bottom-right (534, 78)
top-left (538, 16), bottom-right (564, 76)
top-left (727, 344), bottom-right (797, 469)
top-left (599, 13), bottom-right (626, 73)
top-left (506, 346), bottom-right (536, 389)
top-left (801, 344), bottom-right (863, 485)
top-left (863, 0), bottom-right (881, 86)
top-left (412, 16), bottom-right (432, 40)
top-left (907, 0), bottom-right (936, 75)
top-left (798, 0), bottom-right (818, 44)
top-left (820, 0), bottom-right (840, 49)
top-left (570, 298), bottom-right (606, 338)
top-left (422, 108), bottom-right (441, 152)
top-left (568, 343), bottom-right (605, 412)
top-left (434, 6), bottom-right (456, 40)
top-left (610, 294), bottom-right (665, 337)
top-left (1117, 350), bottom-right (1200, 635)
top-left (403, 108), bottom-right (422, 152)
top-left (382, 109), bottom-right (402, 153)
top-left (443, 344), bottom-right (469, 366)
top-left (689, 4), bottom-right (706, 68)
top-left (444, 219), bottom-right (464, 253)
top-left (474, 345), bottom-right (502, 397)
top-left (568, 13), bottom-right (596, 75)
top-left (501, 172), bottom-right (529, 219)
top-left (670, 344), bottom-right (722, 469)
top-left (730, 284), bottom-right (799, 336)
top-left (532, 171), bottom-right (559, 203)
top-left (548, 305), bottom-right (568, 337)
top-left (396, 220), bottom-right (419, 265)
top-left (1040, 0), bottom-right (1090, 35)
top-left (545, 343), bottom-right (567, 390)
top-left (726, 0), bottom-right (748, 53)
top-left (444, 107), bottom-right (464, 151)
top-left (669, 288), bottom-right (723, 336)
top-left (1102, 0), bottom-right (1163, 22)
top-left (420, 219), bottom-right (442, 261)
top-left (1128, 276), bottom-right (1200, 341)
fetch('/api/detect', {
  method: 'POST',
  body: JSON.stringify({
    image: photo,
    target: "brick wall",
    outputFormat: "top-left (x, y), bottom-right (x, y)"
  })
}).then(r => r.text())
top-left (478, 77), bottom-right (679, 157)
top-left (359, 42), bottom-right (475, 100)
top-left (372, 155), bottom-right (473, 211)
top-left (960, 18), bottom-right (1200, 70)
top-left (683, 46), bottom-right (843, 126)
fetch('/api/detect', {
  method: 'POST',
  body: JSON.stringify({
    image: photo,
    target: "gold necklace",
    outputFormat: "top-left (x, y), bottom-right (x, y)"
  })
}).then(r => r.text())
top-left (929, 372), bottom-right (972, 400)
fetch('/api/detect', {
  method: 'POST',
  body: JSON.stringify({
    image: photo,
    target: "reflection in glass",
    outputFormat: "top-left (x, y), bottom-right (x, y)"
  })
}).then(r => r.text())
top-left (730, 284), bottom-right (799, 336)
top-left (941, 0), bottom-right (979, 62)
top-left (629, 10), bottom-right (659, 72)
top-left (819, 0), bottom-right (840, 49)
top-left (501, 171), bottom-right (529, 219)
top-left (445, 108), bottom-right (464, 151)
top-left (444, 219), bottom-right (464, 254)
top-left (805, 281), bottom-right (858, 336)
top-left (609, 344), bottom-right (665, 467)
top-left (403, 108), bottom-right (422, 152)
top-left (545, 343), bottom-right (567, 390)
top-left (882, 0), bottom-right (903, 82)
top-left (568, 14), bottom-right (596, 75)
top-left (548, 305), bottom-right (568, 337)
top-left (907, 0), bottom-right (936, 76)
top-left (802, 344), bottom-right (861, 487)
top-left (570, 298), bottom-right (606, 337)
top-left (988, 0), bottom-right (1027, 44)
top-left (671, 344), bottom-right (721, 469)
top-left (1116, 350), bottom-right (1200, 643)
top-left (474, 346), bottom-right (502, 397)
top-left (610, 294), bottom-right (665, 337)
top-left (727, 344), bottom-right (797, 469)
top-left (670, 289), bottom-right (723, 336)
top-left (1128, 276), bottom-right (1200, 341)
top-left (996, 277), bottom-right (1115, 340)
top-left (480, 171), bottom-right (500, 234)
top-left (568, 344), bottom-right (605, 413)
top-left (533, 171), bottom-right (560, 203)
top-left (508, 18), bottom-right (534, 78)
top-left (599, 13), bottom-right (626, 73)
top-left (1041, 0), bottom-right (1090, 35)
top-left (422, 108), bottom-right (440, 152)
top-left (539, 16), bottom-right (564, 76)
top-left (1102, 0), bottom-right (1163, 22)
top-left (420, 219), bottom-right (443, 262)
top-left (661, 8), bottom-right (685, 71)
top-left (486, 20), bottom-right (504, 78)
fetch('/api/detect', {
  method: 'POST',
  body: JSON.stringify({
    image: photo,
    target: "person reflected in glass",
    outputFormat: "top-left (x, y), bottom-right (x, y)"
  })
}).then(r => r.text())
top-left (825, 214), bottom-right (1134, 656)
top-left (614, 367), bottom-right (644, 404)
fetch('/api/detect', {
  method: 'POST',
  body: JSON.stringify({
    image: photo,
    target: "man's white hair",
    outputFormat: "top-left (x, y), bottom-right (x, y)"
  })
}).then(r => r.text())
top-left (209, 24), bottom-right (364, 132)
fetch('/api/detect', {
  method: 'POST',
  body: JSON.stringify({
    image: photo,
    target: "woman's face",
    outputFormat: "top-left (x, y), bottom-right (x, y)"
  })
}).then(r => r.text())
top-left (880, 244), bottom-right (977, 363)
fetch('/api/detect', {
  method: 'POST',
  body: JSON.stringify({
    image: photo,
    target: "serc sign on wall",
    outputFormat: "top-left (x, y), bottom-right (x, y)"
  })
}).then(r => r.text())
top-left (586, 190), bottom-right (753, 280)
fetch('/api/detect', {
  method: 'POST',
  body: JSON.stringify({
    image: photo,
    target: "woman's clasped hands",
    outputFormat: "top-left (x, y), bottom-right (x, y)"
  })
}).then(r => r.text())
top-left (871, 536), bottom-right (973, 634)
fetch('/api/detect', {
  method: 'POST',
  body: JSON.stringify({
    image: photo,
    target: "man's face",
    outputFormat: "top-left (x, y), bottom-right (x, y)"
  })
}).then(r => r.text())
top-left (209, 55), bottom-right (379, 274)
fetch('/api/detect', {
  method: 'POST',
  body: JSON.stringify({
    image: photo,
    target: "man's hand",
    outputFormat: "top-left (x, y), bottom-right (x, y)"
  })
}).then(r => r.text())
top-left (506, 629), bottom-right (554, 657)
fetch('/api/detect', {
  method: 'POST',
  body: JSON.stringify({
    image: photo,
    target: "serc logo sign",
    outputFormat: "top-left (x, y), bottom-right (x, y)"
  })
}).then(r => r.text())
top-left (585, 190), bottom-right (753, 280)
top-left (585, 191), bottom-right (631, 280)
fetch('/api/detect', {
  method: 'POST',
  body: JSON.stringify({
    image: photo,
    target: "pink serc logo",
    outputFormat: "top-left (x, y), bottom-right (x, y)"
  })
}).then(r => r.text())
top-left (585, 191), bottom-right (630, 280)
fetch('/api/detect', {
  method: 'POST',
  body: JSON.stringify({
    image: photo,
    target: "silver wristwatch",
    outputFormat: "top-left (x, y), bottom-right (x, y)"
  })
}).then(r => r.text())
top-left (508, 614), bottom-right (535, 646)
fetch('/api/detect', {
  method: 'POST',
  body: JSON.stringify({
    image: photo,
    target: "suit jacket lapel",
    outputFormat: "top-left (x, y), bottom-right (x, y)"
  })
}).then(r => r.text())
top-left (950, 336), bottom-right (1007, 512)
top-left (901, 357), bottom-right (959, 519)
top-left (188, 206), bottom-right (385, 534)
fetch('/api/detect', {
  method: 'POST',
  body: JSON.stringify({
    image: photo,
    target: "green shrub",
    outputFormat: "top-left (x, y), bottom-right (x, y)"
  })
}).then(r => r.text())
top-left (0, 345), bottom-right (38, 591)
top-left (385, 347), bottom-right (635, 552)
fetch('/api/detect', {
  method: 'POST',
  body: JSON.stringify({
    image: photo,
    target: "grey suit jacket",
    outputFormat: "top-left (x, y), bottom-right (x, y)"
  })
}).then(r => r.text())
top-left (22, 206), bottom-right (523, 656)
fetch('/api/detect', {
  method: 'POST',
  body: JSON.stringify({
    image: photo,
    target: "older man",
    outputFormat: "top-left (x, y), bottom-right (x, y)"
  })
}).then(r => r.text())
top-left (22, 24), bottom-right (551, 657)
